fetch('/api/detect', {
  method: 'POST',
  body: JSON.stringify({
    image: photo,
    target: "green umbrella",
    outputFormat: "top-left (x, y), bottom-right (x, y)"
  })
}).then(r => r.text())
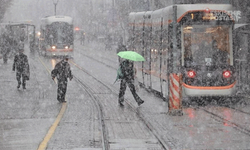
top-left (117, 51), bottom-right (145, 61)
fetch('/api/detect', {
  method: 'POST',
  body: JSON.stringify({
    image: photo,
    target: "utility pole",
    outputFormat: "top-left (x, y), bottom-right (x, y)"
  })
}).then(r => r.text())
top-left (112, 0), bottom-right (115, 26)
top-left (146, 0), bottom-right (150, 11)
top-left (168, 5), bottom-right (183, 116)
top-left (53, 0), bottom-right (59, 15)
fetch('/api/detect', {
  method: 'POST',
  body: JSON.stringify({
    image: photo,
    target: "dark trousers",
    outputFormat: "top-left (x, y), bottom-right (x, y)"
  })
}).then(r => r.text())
top-left (57, 80), bottom-right (68, 102)
top-left (16, 72), bottom-right (26, 87)
top-left (119, 78), bottom-right (142, 103)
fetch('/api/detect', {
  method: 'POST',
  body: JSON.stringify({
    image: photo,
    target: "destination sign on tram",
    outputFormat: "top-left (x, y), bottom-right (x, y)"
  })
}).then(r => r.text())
top-left (190, 11), bottom-right (232, 21)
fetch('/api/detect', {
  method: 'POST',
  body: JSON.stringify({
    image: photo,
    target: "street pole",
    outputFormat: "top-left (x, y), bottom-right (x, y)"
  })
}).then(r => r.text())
top-left (147, 0), bottom-right (150, 11)
top-left (112, 0), bottom-right (115, 26)
top-left (168, 5), bottom-right (183, 116)
top-left (172, 5), bottom-right (177, 73)
top-left (53, 0), bottom-right (59, 16)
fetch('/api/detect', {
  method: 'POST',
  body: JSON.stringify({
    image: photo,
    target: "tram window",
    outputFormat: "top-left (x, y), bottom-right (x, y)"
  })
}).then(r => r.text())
top-left (183, 25), bottom-right (230, 66)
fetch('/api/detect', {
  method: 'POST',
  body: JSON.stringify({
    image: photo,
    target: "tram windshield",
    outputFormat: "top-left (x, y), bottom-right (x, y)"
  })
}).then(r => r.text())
top-left (183, 25), bottom-right (231, 66)
top-left (46, 22), bottom-right (73, 46)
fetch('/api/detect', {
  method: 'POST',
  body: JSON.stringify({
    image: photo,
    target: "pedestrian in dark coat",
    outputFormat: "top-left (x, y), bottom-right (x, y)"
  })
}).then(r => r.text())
top-left (118, 59), bottom-right (144, 106)
top-left (51, 56), bottom-right (73, 103)
top-left (12, 48), bottom-right (30, 89)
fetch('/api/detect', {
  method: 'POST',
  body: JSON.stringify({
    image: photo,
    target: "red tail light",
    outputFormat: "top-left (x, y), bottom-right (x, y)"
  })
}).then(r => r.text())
top-left (223, 70), bottom-right (231, 78)
top-left (187, 70), bottom-right (196, 78)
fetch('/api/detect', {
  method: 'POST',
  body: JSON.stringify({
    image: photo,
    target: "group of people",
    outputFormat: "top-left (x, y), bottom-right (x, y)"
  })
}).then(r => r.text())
top-left (11, 35), bottom-right (144, 106)
top-left (12, 47), bottom-right (73, 103)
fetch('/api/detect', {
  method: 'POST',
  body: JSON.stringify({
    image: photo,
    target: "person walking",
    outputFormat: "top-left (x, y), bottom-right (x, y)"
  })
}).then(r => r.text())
top-left (51, 56), bottom-right (73, 103)
top-left (118, 59), bottom-right (144, 106)
top-left (12, 48), bottom-right (30, 89)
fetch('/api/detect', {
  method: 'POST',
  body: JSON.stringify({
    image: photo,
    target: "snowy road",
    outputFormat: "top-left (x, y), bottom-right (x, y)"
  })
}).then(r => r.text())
top-left (0, 42), bottom-right (250, 149)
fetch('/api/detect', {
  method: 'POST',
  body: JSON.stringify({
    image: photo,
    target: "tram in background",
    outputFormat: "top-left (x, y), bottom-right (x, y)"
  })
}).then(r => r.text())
top-left (128, 4), bottom-right (238, 103)
top-left (39, 16), bottom-right (74, 57)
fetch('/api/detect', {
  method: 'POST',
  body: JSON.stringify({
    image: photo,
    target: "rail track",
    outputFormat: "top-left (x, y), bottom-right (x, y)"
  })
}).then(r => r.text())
top-left (36, 47), bottom-right (250, 149)
top-left (75, 49), bottom-right (250, 148)
top-left (36, 53), bottom-right (169, 149)
top-left (69, 57), bottom-right (170, 149)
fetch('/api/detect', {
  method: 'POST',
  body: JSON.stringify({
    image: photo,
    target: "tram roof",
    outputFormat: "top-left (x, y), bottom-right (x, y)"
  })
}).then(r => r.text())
top-left (41, 16), bottom-right (73, 26)
top-left (129, 4), bottom-right (233, 24)
top-left (175, 4), bottom-right (233, 20)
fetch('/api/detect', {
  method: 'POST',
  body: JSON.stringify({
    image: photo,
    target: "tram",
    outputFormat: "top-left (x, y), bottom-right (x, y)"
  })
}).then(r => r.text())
top-left (39, 16), bottom-right (74, 57)
top-left (128, 4), bottom-right (237, 102)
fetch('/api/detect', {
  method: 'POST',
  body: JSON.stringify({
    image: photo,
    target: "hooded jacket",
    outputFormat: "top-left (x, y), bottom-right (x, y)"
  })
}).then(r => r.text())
top-left (51, 59), bottom-right (73, 81)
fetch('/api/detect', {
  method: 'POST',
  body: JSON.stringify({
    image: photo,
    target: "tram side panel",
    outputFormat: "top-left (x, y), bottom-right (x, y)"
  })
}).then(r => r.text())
top-left (134, 12), bottom-right (145, 87)
top-left (129, 4), bottom-right (238, 102)
top-left (150, 9), bottom-right (163, 96)
top-left (233, 26), bottom-right (250, 96)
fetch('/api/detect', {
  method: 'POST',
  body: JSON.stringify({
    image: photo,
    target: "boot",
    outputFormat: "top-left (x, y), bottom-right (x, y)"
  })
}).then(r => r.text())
top-left (22, 83), bottom-right (26, 89)
top-left (17, 81), bottom-right (21, 89)
top-left (137, 100), bottom-right (144, 106)
top-left (118, 97), bottom-right (124, 106)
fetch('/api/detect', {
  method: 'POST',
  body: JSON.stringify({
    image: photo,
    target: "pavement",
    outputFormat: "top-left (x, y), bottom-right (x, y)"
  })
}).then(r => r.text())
top-left (1, 41), bottom-right (250, 149)
top-left (81, 41), bottom-right (250, 149)
top-left (0, 49), bottom-right (60, 150)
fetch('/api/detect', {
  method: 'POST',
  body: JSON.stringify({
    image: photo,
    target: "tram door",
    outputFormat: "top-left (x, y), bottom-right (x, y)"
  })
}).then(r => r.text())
top-left (234, 25), bottom-right (250, 95)
top-left (150, 25), bottom-right (162, 95)
top-left (161, 27), bottom-right (169, 99)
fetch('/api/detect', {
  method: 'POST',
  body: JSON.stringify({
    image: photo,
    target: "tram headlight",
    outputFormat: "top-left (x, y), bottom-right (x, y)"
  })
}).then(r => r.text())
top-left (51, 46), bottom-right (56, 50)
top-left (187, 70), bottom-right (196, 78)
top-left (223, 70), bottom-right (231, 78)
top-left (65, 46), bottom-right (69, 49)
top-left (37, 32), bottom-right (41, 36)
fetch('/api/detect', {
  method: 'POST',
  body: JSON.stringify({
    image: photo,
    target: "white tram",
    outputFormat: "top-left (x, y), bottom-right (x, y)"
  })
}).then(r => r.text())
top-left (129, 4), bottom-right (238, 102)
top-left (40, 16), bottom-right (74, 57)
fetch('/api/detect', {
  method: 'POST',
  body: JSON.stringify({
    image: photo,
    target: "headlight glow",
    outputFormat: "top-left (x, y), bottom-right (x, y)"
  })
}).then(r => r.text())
top-left (52, 46), bottom-right (56, 49)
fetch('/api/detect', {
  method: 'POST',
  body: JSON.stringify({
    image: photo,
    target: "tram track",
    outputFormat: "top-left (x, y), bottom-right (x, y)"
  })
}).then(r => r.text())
top-left (199, 106), bottom-right (250, 137)
top-left (75, 50), bottom-right (117, 70)
top-left (75, 49), bottom-right (250, 148)
top-left (70, 58), bottom-right (170, 149)
top-left (226, 105), bottom-right (250, 116)
top-left (36, 56), bottom-right (105, 149)
top-left (72, 73), bottom-right (108, 149)
top-left (31, 48), bottom-right (250, 149)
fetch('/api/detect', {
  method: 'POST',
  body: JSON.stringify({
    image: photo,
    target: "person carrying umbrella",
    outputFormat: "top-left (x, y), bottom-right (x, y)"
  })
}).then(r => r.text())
top-left (117, 51), bottom-right (145, 106)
